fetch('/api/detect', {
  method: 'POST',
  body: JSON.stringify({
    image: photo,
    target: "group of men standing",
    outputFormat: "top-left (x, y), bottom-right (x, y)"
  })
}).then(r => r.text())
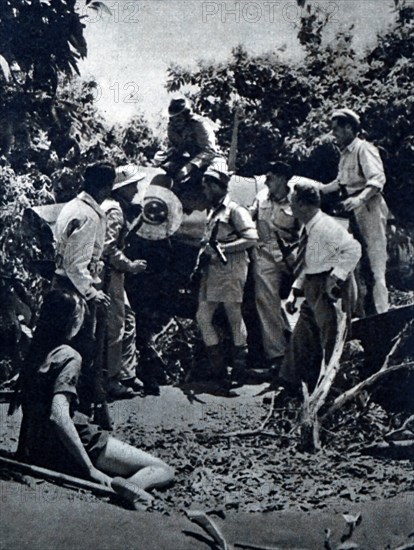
top-left (191, 106), bottom-right (388, 395)
top-left (44, 100), bottom-right (390, 402)
top-left (16, 101), bottom-right (389, 499)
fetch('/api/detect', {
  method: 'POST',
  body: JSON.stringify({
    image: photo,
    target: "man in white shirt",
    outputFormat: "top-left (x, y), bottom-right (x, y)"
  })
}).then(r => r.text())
top-left (52, 163), bottom-right (114, 417)
top-left (277, 182), bottom-right (361, 394)
top-left (54, 162), bottom-right (114, 306)
top-left (321, 108), bottom-right (389, 315)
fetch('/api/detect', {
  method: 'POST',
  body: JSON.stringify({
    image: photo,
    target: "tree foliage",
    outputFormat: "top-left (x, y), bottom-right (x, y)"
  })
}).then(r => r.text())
top-left (166, 1), bottom-right (414, 224)
top-left (0, 1), bottom-right (159, 288)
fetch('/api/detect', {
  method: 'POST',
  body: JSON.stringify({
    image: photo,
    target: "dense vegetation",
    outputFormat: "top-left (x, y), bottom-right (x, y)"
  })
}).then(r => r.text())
top-left (167, 0), bottom-right (414, 225)
top-left (0, 0), bottom-right (413, 378)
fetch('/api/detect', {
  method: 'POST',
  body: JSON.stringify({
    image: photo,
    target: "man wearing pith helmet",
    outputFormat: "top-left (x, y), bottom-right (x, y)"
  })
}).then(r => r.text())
top-left (321, 108), bottom-right (389, 315)
top-left (195, 163), bottom-right (258, 388)
top-left (154, 97), bottom-right (223, 186)
top-left (101, 165), bottom-right (148, 400)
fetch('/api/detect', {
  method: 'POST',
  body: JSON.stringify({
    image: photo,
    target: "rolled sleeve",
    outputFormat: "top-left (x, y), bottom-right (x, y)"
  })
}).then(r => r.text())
top-left (331, 238), bottom-right (362, 281)
top-left (41, 346), bottom-right (82, 400)
top-left (359, 143), bottom-right (386, 191)
top-left (231, 206), bottom-right (259, 241)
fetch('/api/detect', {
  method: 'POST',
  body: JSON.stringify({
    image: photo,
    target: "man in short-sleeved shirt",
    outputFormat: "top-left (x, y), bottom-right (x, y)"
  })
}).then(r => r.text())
top-left (321, 108), bottom-right (388, 315)
top-left (249, 162), bottom-right (300, 369)
top-left (196, 166), bottom-right (258, 385)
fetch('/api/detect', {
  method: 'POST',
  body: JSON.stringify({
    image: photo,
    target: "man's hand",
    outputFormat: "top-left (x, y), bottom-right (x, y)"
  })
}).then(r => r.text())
top-left (175, 163), bottom-right (194, 183)
top-left (341, 196), bottom-right (363, 212)
top-left (285, 288), bottom-right (303, 315)
top-left (153, 150), bottom-right (168, 167)
top-left (92, 290), bottom-right (110, 308)
top-left (88, 466), bottom-right (112, 487)
top-left (326, 274), bottom-right (343, 301)
top-left (131, 260), bottom-right (147, 274)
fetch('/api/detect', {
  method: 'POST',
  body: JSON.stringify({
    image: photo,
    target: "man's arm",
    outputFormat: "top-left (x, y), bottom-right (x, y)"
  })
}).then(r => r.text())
top-left (342, 143), bottom-right (386, 211)
top-left (342, 185), bottom-right (379, 211)
top-left (330, 235), bottom-right (362, 281)
top-left (248, 198), bottom-right (258, 220)
top-left (189, 119), bottom-right (218, 169)
top-left (224, 205), bottom-right (258, 253)
top-left (50, 393), bottom-right (112, 486)
top-left (319, 179), bottom-right (341, 194)
top-left (220, 236), bottom-right (257, 254)
top-left (61, 216), bottom-right (99, 300)
top-left (104, 207), bottom-right (146, 274)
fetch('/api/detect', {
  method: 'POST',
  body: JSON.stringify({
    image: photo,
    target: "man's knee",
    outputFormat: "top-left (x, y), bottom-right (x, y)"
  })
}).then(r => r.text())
top-left (196, 303), bottom-right (213, 326)
top-left (223, 302), bottom-right (242, 318)
top-left (162, 464), bottom-right (176, 482)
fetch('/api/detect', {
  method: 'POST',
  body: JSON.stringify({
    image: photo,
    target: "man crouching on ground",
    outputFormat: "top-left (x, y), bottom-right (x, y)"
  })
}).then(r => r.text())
top-left (17, 289), bottom-right (174, 508)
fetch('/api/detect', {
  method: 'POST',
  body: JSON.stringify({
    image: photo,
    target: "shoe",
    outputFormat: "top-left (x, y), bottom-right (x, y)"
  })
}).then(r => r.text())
top-left (107, 380), bottom-right (136, 400)
top-left (231, 345), bottom-right (248, 386)
top-left (143, 380), bottom-right (160, 396)
top-left (267, 356), bottom-right (284, 374)
top-left (122, 377), bottom-right (144, 393)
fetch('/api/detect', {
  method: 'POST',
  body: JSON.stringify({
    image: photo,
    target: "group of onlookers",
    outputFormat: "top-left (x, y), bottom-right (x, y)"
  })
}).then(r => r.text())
top-left (14, 101), bottom-right (389, 507)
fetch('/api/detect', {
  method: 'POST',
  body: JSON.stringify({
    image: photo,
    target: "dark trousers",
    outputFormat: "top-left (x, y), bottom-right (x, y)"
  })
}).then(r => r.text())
top-left (279, 272), bottom-right (356, 393)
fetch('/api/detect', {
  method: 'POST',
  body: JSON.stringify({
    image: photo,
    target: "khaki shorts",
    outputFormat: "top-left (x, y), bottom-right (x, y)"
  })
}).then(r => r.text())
top-left (199, 252), bottom-right (249, 303)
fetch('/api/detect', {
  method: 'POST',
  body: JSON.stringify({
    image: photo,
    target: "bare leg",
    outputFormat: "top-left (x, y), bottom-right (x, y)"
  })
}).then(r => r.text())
top-left (223, 302), bottom-right (247, 347)
top-left (96, 436), bottom-right (174, 490)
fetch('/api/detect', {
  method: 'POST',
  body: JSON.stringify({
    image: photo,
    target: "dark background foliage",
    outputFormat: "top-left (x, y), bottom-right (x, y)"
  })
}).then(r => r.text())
top-left (0, 0), bottom-right (413, 378)
top-left (166, 0), bottom-right (414, 224)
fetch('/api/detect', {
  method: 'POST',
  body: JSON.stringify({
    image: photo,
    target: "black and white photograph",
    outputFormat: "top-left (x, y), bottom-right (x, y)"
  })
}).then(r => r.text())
top-left (0, 0), bottom-right (414, 548)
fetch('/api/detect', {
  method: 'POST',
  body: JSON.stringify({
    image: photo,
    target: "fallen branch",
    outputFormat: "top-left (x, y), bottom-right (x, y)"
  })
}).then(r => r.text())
top-left (322, 319), bottom-right (414, 421)
top-left (0, 453), bottom-right (115, 497)
top-left (299, 307), bottom-right (348, 452)
top-left (308, 310), bottom-right (348, 413)
top-left (322, 360), bottom-right (414, 420)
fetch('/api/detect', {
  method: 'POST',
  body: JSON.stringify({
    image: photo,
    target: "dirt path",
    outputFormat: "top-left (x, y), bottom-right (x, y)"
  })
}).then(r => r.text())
top-left (1, 387), bottom-right (414, 549)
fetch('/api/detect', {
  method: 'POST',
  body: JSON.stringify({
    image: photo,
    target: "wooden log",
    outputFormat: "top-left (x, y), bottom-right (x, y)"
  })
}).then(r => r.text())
top-left (0, 453), bottom-right (116, 498)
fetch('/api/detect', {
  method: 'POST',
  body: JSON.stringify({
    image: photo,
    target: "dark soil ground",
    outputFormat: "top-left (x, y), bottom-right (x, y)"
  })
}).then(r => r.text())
top-left (1, 384), bottom-right (414, 549)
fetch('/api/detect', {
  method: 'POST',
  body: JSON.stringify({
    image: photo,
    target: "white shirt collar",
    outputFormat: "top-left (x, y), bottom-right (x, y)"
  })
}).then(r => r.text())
top-left (305, 209), bottom-right (323, 233)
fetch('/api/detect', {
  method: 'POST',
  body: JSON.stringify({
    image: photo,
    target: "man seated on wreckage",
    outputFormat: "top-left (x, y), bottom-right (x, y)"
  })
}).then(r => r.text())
top-left (16, 289), bottom-right (174, 509)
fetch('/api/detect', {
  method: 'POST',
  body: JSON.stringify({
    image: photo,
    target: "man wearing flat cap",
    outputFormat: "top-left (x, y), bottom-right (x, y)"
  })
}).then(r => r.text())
top-left (321, 108), bottom-right (389, 315)
top-left (195, 164), bottom-right (258, 387)
top-left (101, 165), bottom-right (148, 399)
top-left (154, 97), bottom-right (223, 187)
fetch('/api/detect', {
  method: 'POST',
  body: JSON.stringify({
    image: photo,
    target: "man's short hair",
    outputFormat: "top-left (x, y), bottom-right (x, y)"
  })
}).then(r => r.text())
top-left (84, 162), bottom-right (115, 192)
top-left (293, 182), bottom-right (321, 207)
top-left (266, 161), bottom-right (293, 180)
top-left (203, 173), bottom-right (229, 190)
